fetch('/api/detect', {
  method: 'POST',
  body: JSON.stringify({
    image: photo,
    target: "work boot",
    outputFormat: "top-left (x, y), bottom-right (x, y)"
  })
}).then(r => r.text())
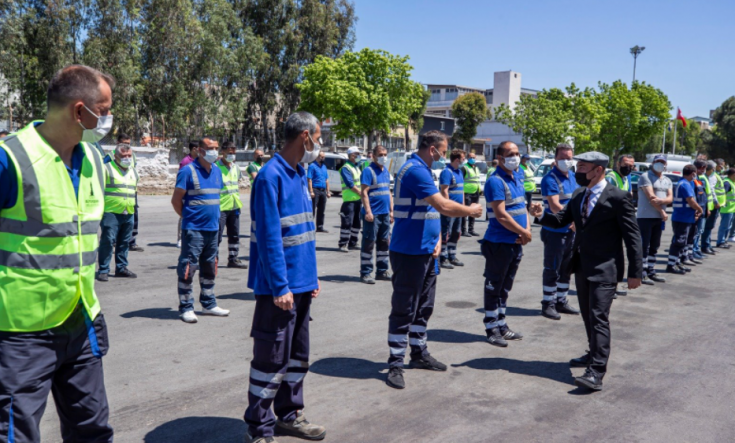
top-left (641, 276), bottom-right (655, 285)
top-left (677, 264), bottom-right (691, 272)
top-left (386, 367), bottom-right (405, 389)
top-left (97, 272), bottom-right (109, 282)
top-left (468, 230), bottom-right (479, 237)
top-left (449, 258), bottom-right (464, 267)
top-left (129, 244), bottom-right (145, 252)
top-left (360, 274), bottom-right (376, 285)
top-left (541, 301), bottom-right (561, 320)
top-left (338, 245), bottom-right (349, 252)
top-left (556, 300), bottom-right (580, 315)
top-left (228, 259), bottom-right (248, 269)
top-left (244, 433), bottom-right (279, 443)
top-left (649, 273), bottom-right (667, 283)
top-left (502, 328), bottom-right (524, 340)
top-left (681, 259), bottom-right (697, 266)
top-left (409, 354), bottom-right (447, 371)
top-left (461, 230), bottom-right (468, 237)
top-left (486, 328), bottom-right (508, 347)
top-left (115, 268), bottom-right (137, 278)
top-left (666, 265), bottom-right (686, 275)
top-left (690, 257), bottom-right (703, 264)
top-left (376, 271), bottom-right (392, 281)
top-left (348, 244), bottom-right (360, 251)
top-left (275, 411), bottom-right (326, 441)
top-left (439, 260), bottom-right (454, 270)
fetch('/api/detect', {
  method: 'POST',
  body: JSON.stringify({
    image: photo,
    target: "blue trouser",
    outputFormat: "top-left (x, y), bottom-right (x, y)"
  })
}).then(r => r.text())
top-left (360, 212), bottom-right (390, 276)
top-left (0, 306), bottom-right (113, 443)
top-left (244, 293), bottom-right (311, 438)
top-left (387, 252), bottom-right (436, 368)
top-left (541, 229), bottom-right (574, 304)
top-left (481, 241), bottom-right (523, 335)
top-left (668, 221), bottom-right (691, 266)
top-left (98, 212), bottom-right (134, 275)
top-left (440, 215), bottom-right (462, 262)
top-left (718, 212), bottom-right (735, 245)
top-left (177, 229), bottom-right (219, 313)
top-left (692, 215), bottom-right (706, 255)
top-left (702, 208), bottom-right (719, 251)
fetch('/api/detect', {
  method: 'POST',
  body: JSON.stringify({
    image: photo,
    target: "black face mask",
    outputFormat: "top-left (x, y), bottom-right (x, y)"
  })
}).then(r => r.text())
top-left (575, 171), bottom-right (591, 187)
top-left (619, 165), bottom-right (632, 177)
top-left (255, 156), bottom-right (263, 163)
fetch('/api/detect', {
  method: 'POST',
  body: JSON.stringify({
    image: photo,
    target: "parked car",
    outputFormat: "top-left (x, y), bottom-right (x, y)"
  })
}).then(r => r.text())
top-left (630, 171), bottom-right (643, 206)
top-left (322, 152), bottom-right (348, 195)
top-left (634, 162), bottom-right (651, 173)
top-left (532, 159), bottom-right (578, 193)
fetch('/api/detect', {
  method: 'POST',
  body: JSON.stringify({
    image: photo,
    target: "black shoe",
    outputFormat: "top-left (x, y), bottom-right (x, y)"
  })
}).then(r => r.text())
top-left (556, 300), bottom-right (580, 315)
top-left (461, 231), bottom-right (468, 237)
top-left (386, 367), bottom-right (405, 389)
top-left (541, 301), bottom-right (561, 320)
top-left (574, 369), bottom-right (603, 391)
top-left (641, 277), bottom-right (655, 285)
top-left (649, 273), bottom-right (667, 283)
top-left (678, 264), bottom-right (692, 272)
top-left (468, 231), bottom-right (480, 237)
top-left (716, 243), bottom-right (731, 249)
top-left (129, 244), bottom-right (144, 252)
top-left (703, 248), bottom-right (717, 255)
top-left (616, 290), bottom-right (627, 296)
top-left (348, 244), bottom-right (360, 250)
top-left (376, 271), bottom-right (392, 281)
top-left (667, 265), bottom-right (686, 275)
top-left (570, 352), bottom-right (591, 368)
top-left (613, 293), bottom-right (618, 299)
top-left (360, 274), bottom-right (376, 285)
top-left (115, 268), bottom-right (137, 278)
top-left (690, 258), bottom-right (703, 264)
top-left (486, 328), bottom-right (508, 347)
top-left (681, 259), bottom-right (696, 266)
top-left (440, 261), bottom-right (454, 270)
top-left (316, 229), bottom-right (329, 234)
top-left (97, 273), bottom-right (109, 282)
top-left (409, 354), bottom-right (447, 371)
top-left (227, 259), bottom-right (248, 269)
top-left (502, 328), bottom-right (523, 340)
top-left (449, 258), bottom-right (464, 267)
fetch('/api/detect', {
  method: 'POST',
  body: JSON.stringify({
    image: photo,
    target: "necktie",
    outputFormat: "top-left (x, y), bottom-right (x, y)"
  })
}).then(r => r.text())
top-left (582, 189), bottom-right (591, 226)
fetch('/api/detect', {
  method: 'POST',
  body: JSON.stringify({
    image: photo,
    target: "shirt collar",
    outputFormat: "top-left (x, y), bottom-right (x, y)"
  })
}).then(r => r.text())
top-left (588, 178), bottom-right (607, 195)
top-left (551, 166), bottom-right (568, 179)
top-left (496, 166), bottom-right (515, 180)
top-left (447, 163), bottom-right (460, 173)
top-left (411, 153), bottom-right (429, 169)
top-left (274, 153), bottom-right (295, 173)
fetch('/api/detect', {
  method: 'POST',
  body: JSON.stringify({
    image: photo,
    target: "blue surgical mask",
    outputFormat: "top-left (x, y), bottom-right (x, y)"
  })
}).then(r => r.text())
top-left (468, 158), bottom-right (476, 165)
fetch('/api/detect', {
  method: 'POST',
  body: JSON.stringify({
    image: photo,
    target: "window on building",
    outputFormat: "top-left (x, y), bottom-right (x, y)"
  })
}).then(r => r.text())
top-left (440, 121), bottom-right (445, 131)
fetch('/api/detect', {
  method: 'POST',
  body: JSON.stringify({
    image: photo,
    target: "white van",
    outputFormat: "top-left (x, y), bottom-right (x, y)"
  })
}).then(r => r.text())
top-left (645, 153), bottom-right (692, 176)
top-left (532, 158), bottom-right (578, 193)
top-left (322, 152), bottom-right (348, 195)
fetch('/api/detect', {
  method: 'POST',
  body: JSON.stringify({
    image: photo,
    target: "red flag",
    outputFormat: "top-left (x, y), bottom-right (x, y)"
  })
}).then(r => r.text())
top-left (676, 108), bottom-right (687, 128)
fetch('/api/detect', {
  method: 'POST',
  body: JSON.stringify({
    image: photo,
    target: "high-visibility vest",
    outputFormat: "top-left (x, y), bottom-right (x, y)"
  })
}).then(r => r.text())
top-left (486, 167), bottom-right (496, 178)
top-left (0, 122), bottom-right (105, 332)
top-left (104, 148), bottom-right (136, 168)
top-left (699, 174), bottom-right (714, 211)
top-left (463, 165), bottom-right (481, 194)
top-left (606, 171), bottom-right (630, 191)
top-left (340, 162), bottom-right (361, 202)
top-left (713, 173), bottom-right (727, 207)
top-left (722, 178), bottom-right (735, 214)
top-left (104, 160), bottom-right (138, 214)
top-left (521, 164), bottom-right (536, 192)
top-left (217, 160), bottom-right (243, 211)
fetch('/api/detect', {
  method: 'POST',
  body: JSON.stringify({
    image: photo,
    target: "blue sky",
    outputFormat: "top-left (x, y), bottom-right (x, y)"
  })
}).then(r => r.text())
top-left (354, 0), bottom-right (734, 119)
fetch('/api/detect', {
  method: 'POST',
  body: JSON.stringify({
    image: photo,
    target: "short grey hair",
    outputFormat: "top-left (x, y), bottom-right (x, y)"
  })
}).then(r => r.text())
top-left (47, 65), bottom-right (115, 110)
top-left (555, 143), bottom-right (573, 157)
top-left (618, 154), bottom-right (634, 164)
top-left (284, 111), bottom-right (318, 142)
top-left (115, 143), bottom-right (132, 154)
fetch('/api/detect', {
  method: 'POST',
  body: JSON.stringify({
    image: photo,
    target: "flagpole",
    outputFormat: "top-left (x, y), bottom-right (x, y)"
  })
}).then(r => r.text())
top-left (672, 119), bottom-right (677, 155)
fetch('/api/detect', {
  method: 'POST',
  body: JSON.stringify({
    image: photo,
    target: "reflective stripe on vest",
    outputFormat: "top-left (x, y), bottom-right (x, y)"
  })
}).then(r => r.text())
top-left (341, 162), bottom-right (361, 202)
top-left (186, 163), bottom-right (220, 206)
top-left (217, 160), bottom-right (243, 211)
top-left (463, 165), bottom-right (480, 194)
top-left (607, 171), bottom-right (629, 191)
top-left (521, 165), bottom-right (536, 192)
top-left (393, 161), bottom-right (436, 219)
top-left (699, 174), bottom-right (714, 211)
top-left (0, 123), bottom-right (105, 332)
top-left (722, 178), bottom-right (735, 214)
top-left (486, 177), bottom-right (527, 219)
top-left (364, 166), bottom-right (391, 198)
top-left (714, 173), bottom-right (727, 206)
top-left (104, 161), bottom-right (138, 214)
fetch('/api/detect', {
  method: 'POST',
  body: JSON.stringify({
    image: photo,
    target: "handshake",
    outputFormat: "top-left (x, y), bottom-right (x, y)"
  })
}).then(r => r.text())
top-left (528, 202), bottom-right (544, 218)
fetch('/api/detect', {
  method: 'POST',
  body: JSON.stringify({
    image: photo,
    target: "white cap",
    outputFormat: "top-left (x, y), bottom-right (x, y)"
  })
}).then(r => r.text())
top-left (346, 146), bottom-right (361, 155)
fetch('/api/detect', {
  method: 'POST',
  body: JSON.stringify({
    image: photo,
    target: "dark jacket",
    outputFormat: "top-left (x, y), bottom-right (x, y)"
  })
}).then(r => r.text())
top-left (536, 183), bottom-right (643, 283)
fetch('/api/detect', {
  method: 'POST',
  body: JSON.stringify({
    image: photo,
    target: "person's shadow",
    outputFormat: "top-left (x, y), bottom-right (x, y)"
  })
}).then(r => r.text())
top-left (428, 329), bottom-right (486, 343)
top-left (120, 308), bottom-right (180, 320)
top-left (452, 357), bottom-right (574, 386)
top-left (474, 307), bottom-right (539, 317)
top-left (144, 416), bottom-right (246, 443)
top-left (309, 357), bottom-right (387, 381)
top-left (318, 274), bottom-right (361, 283)
top-left (218, 291), bottom-right (255, 301)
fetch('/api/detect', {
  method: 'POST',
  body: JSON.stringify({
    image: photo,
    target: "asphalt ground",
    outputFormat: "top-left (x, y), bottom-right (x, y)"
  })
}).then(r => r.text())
top-left (39, 194), bottom-right (735, 443)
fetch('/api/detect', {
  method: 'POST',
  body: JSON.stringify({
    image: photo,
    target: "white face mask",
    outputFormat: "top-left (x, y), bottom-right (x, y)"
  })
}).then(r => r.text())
top-left (302, 134), bottom-right (321, 163)
top-left (557, 159), bottom-right (573, 173)
top-left (503, 155), bottom-right (520, 170)
top-left (79, 104), bottom-right (113, 143)
top-left (376, 156), bottom-right (387, 166)
top-left (652, 162), bottom-right (666, 173)
top-left (203, 150), bottom-right (218, 164)
top-left (119, 157), bottom-right (132, 168)
top-left (226, 154), bottom-right (236, 162)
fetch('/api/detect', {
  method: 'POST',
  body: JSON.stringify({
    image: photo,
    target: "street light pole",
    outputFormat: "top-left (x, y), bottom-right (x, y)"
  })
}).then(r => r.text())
top-left (630, 45), bottom-right (645, 83)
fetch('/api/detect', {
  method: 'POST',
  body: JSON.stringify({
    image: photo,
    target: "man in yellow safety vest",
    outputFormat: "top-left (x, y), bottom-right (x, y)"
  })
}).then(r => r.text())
top-left (339, 146), bottom-right (363, 251)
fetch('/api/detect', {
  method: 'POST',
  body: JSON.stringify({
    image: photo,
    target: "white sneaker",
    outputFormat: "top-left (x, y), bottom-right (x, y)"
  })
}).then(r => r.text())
top-left (180, 311), bottom-right (198, 323)
top-left (177, 240), bottom-right (181, 248)
top-left (201, 306), bottom-right (230, 316)
top-left (729, 237), bottom-right (735, 243)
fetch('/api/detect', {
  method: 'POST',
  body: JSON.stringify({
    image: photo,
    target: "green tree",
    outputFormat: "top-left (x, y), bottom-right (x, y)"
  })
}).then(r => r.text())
top-left (451, 92), bottom-right (490, 149)
top-left (405, 88), bottom-right (430, 150)
top-left (298, 48), bottom-right (425, 147)
top-left (705, 96), bottom-right (735, 163)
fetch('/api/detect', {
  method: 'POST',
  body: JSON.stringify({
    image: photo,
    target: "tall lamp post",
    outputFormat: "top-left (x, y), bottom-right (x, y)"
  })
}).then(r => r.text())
top-left (630, 45), bottom-right (645, 83)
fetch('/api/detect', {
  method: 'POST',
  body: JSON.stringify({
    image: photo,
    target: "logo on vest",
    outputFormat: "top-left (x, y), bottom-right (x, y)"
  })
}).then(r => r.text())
top-left (86, 186), bottom-right (100, 205)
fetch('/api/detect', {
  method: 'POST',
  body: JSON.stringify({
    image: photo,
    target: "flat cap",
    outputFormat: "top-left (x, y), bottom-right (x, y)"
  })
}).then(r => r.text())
top-left (573, 151), bottom-right (609, 167)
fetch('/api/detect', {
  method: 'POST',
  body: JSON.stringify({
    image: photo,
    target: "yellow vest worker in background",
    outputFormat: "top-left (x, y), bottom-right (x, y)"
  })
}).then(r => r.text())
top-left (217, 141), bottom-right (248, 269)
top-left (338, 146), bottom-right (363, 251)
top-left (520, 153), bottom-right (537, 208)
top-left (0, 65), bottom-right (115, 442)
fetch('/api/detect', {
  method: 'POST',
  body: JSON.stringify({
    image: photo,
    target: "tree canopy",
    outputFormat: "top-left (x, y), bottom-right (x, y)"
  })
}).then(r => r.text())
top-left (451, 92), bottom-right (491, 148)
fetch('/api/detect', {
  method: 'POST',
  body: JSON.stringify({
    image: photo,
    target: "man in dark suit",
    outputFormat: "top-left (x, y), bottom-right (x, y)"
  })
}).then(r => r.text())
top-left (530, 151), bottom-right (643, 391)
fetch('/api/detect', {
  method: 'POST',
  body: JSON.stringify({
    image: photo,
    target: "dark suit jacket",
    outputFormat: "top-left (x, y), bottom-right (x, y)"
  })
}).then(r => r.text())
top-left (536, 183), bottom-right (643, 283)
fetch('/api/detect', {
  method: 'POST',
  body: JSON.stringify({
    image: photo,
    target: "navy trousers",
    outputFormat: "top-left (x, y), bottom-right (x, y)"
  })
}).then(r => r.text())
top-left (360, 212), bottom-right (391, 276)
top-left (244, 293), bottom-right (312, 438)
top-left (481, 241), bottom-right (523, 335)
top-left (217, 209), bottom-right (241, 263)
top-left (339, 200), bottom-right (361, 247)
top-left (177, 230), bottom-right (219, 313)
top-left (387, 252), bottom-right (437, 368)
top-left (0, 306), bottom-right (113, 443)
top-left (668, 221), bottom-right (692, 266)
top-left (541, 229), bottom-right (574, 304)
top-left (440, 215), bottom-right (462, 262)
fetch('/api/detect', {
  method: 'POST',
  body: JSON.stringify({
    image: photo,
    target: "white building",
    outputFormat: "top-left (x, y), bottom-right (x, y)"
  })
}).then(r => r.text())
top-left (425, 70), bottom-right (539, 158)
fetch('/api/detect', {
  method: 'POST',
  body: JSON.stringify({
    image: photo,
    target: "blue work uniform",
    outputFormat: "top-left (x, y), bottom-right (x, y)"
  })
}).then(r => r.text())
top-left (307, 160), bottom-right (329, 231)
top-left (482, 167), bottom-right (528, 337)
top-left (540, 167), bottom-right (579, 306)
top-left (439, 164), bottom-right (464, 263)
top-left (387, 153), bottom-right (441, 368)
top-left (245, 153), bottom-right (318, 439)
top-left (360, 162), bottom-right (392, 277)
top-left (175, 160), bottom-right (223, 314)
top-left (668, 178), bottom-right (696, 267)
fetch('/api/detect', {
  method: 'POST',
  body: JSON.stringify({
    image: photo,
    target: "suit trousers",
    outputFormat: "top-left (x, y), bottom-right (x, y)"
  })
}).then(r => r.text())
top-left (462, 192), bottom-right (479, 233)
top-left (244, 293), bottom-right (311, 438)
top-left (575, 275), bottom-right (616, 377)
top-left (311, 188), bottom-right (328, 231)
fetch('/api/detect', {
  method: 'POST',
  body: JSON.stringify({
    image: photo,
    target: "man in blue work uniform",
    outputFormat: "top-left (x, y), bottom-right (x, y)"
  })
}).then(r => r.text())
top-left (540, 143), bottom-right (580, 320)
top-left (307, 150), bottom-right (330, 233)
top-left (386, 130), bottom-right (483, 390)
top-left (244, 112), bottom-right (326, 443)
top-left (667, 165), bottom-right (703, 274)
top-left (483, 141), bottom-right (531, 347)
top-left (439, 148), bottom-right (466, 269)
top-left (171, 137), bottom-right (230, 323)
top-left (359, 145), bottom-right (393, 284)
top-left (0, 65), bottom-right (114, 442)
